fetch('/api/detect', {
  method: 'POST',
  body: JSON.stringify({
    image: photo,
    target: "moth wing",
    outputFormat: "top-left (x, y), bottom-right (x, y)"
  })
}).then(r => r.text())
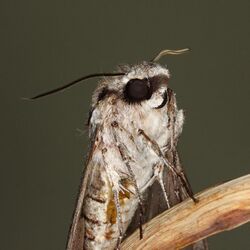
top-left (164, 150), bottom-right (194, 205)
top-left (163, 150), bottom-right (209, 250)
top-left (125, 149), bottom-right (208, 250)
top-left (66, 130), bottom-right (98, 250)
top-left (167, 151), bottom-right (208, 250)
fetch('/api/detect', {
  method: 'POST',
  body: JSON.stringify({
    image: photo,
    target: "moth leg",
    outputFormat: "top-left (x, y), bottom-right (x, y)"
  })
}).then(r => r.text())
top-left (154, 164), bottom-right (171, 209)
top-left (111, 122), bottom-right (144, 239)
top-left (140, 175), bottom-right (157, 193)
top-left (117, 143), bottom-right (144, 240)
top-left (141, 164), bottom-right (171, 208)
top-left (138, 129), bottom-right (197, 203)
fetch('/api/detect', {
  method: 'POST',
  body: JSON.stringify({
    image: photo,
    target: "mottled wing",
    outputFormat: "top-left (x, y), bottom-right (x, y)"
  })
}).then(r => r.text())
top-left (66, 129), bottom-right (98, 250)
top-left (164, 150), bottom-right (208, 250)
top-left (126, 149), bottom-right (208, 250)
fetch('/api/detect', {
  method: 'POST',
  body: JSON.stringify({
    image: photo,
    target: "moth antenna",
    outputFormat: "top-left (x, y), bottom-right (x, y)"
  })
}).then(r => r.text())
top-left (24, 72), bottom-right (125, 100)
top-left (151, 48), bottom-right (190, 62)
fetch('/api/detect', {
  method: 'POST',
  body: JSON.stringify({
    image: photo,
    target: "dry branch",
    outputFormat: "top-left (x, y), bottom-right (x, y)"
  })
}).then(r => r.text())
top-left (121, 174), bottom-right (250, 250)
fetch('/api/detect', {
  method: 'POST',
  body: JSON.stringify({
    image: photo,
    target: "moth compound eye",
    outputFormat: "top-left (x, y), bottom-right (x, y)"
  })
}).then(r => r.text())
top-left (124, 78), bottom-right (152, 102)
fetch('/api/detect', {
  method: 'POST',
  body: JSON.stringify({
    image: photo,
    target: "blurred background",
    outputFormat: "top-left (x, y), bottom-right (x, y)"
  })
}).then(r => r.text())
top-left (1, 1), bottom-right (249, 249)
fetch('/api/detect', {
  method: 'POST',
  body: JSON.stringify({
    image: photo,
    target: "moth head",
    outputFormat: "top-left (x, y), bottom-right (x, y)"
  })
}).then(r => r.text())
top-left (91, 49), bottom-right (189, 107)
top-left (93, 63), bottom-right (170, 109)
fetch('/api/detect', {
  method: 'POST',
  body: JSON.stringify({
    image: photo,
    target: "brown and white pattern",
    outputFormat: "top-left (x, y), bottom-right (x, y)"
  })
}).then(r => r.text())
top-left (65, 61), bottom-right (208, 250)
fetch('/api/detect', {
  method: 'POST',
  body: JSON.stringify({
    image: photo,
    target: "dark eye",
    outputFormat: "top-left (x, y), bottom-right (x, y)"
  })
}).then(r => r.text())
top-left (124, 78), bottom-right (152, 102)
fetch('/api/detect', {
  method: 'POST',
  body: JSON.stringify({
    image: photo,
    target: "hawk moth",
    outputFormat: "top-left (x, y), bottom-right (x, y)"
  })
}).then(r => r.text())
top-left (29, 49), bottom-right (208, 250)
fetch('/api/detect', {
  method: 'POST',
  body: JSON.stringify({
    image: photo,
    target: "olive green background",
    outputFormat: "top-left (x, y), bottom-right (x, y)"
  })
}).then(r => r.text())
top-left (1, 1), bottom-right (249, 249)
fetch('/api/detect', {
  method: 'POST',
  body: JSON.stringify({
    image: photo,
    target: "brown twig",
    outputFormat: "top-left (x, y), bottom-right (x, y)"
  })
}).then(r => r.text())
top-left (121, 174), bottom-right (250, 249)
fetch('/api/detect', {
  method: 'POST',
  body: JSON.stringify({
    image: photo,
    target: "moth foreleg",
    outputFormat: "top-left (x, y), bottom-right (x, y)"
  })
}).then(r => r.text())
top-left (138, 129), bottom-right (197, 203)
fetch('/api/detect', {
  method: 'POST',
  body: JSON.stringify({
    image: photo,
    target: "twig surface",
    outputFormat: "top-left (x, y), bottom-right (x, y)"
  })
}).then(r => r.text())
top-left (121, 174), bottom-right (250, 249)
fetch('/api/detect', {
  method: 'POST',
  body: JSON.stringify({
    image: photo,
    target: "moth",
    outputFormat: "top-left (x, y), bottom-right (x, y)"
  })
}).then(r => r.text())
top-left (28, 49), bottom-right (208, 250)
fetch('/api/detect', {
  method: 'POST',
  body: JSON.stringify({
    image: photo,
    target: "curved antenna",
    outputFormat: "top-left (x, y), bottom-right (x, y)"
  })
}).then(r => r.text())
top-left (24, 72), bottom-right (125, 100)
top-left (151, 48), bottom-right (190, 62)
